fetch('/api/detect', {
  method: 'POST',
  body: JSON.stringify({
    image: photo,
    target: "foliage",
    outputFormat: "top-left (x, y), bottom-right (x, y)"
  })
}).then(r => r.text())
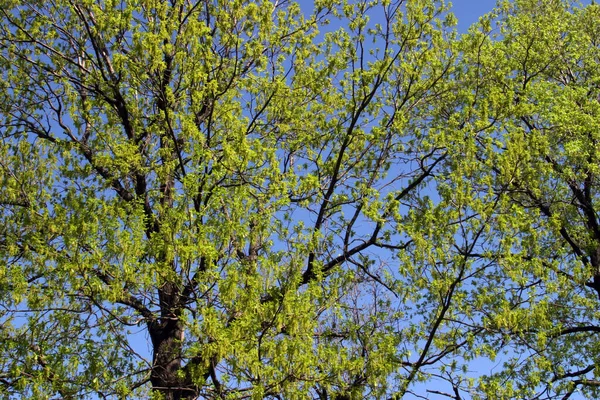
top-left (446, 0), bottom-right (600, 398)
top-left (1, 0), bottom-right (600, 399)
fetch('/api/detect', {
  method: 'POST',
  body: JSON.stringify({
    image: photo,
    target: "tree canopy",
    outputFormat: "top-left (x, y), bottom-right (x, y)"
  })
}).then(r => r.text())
top-left (1, 0), bottom-right (600, 399)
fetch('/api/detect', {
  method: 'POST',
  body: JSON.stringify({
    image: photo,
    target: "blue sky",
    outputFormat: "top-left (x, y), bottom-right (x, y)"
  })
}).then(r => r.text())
top-left (450, 0), bottom-right (498, 31)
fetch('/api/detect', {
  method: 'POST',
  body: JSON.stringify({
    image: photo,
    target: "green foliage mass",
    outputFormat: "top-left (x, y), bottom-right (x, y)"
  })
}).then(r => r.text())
top-left (1, 0), bottom-right (600, 399)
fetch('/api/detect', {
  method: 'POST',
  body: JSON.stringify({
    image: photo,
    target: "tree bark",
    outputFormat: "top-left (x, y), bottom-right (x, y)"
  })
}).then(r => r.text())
top-left (149, 282), bottom-right (197, 399)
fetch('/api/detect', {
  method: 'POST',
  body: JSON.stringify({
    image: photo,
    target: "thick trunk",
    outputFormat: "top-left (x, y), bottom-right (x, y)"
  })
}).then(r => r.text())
top-left (149, 319), bottom-right (196, 399)
top-left (149, 282), bottom-right (197, 399)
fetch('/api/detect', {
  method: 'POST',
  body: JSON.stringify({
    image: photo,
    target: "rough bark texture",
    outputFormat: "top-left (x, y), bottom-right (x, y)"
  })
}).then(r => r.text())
top-left (149, 282), bottom-right (197, 399)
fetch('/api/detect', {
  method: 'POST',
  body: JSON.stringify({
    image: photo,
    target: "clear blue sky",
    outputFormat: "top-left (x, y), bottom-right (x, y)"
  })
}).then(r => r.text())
top-left (450, 0), bottom-right (498, 31)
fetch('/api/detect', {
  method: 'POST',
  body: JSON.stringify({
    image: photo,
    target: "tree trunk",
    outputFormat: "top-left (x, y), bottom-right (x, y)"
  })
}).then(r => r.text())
top-left (149, 282), bottom-right (197, 399)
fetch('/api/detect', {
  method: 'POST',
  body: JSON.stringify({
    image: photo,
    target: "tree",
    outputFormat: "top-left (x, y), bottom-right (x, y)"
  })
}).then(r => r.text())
top-left (2, 0), bottom-right (599, 399)
top-left (436, 0), bottom-right (600, 398)
top-left (0, 0), bottom-right (464, 398)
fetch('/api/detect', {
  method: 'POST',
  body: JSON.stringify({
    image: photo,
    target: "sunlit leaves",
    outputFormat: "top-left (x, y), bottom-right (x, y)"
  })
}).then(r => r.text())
top-left (5, 0), bottom-right (600, 398)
